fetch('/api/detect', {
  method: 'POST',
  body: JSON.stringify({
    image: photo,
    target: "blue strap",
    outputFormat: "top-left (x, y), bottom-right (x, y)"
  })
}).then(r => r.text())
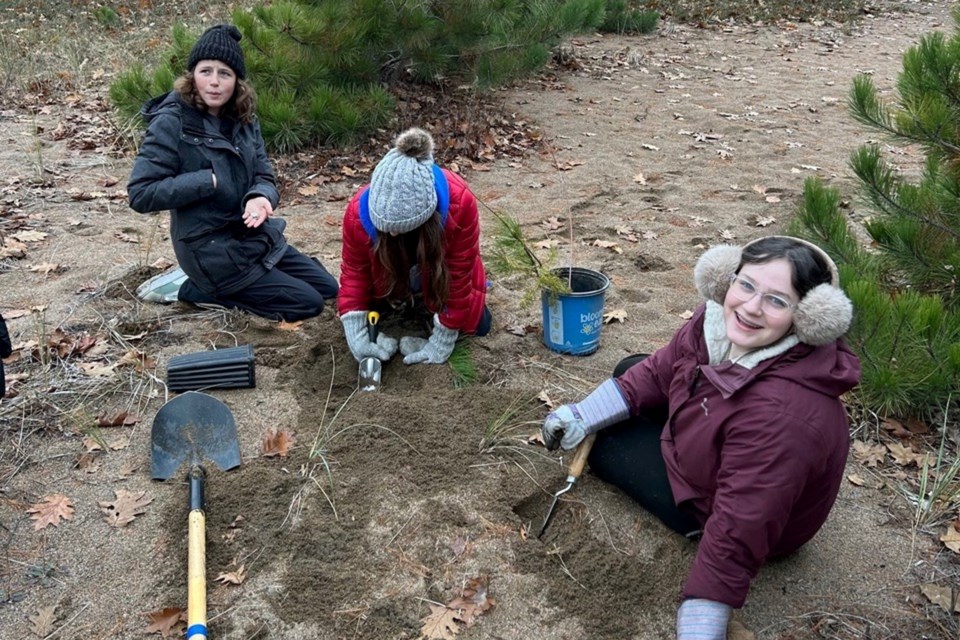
top-left (185, 623), bottom-right (208, 638)
top-left (358, 165), bottom-right (450, 243)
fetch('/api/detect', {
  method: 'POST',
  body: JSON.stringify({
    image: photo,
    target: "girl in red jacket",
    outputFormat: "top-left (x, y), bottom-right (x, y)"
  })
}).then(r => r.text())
top-left (541, 236), bottom-right (860, 639)
top-left (338, 128), bottom-right (490, 365)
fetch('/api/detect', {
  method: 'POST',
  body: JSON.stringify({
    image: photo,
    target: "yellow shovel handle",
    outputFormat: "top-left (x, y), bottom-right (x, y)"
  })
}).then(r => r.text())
top-left (186, 508), bottom-right (207, 639)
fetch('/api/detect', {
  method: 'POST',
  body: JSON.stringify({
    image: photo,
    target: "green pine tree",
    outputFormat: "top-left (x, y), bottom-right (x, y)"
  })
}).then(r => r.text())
top-left (110, 0), bottom-right (655, 152)
top-left (793, 9), bottom-right (960, 419)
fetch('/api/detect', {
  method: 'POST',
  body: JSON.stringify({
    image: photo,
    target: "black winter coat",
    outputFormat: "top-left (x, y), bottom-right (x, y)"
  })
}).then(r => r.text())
top-left (127, 92), bottom-right (287, 296)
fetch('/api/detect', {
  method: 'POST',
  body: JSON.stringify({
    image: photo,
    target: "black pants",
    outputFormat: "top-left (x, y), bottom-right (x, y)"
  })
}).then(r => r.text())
top-left (179, 246), bottom-right (339, 322)
top-left (587, 355), bottom-right (702, 536)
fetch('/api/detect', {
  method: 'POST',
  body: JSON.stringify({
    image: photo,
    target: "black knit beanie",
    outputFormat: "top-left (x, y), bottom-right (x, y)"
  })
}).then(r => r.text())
top-left (188, 24), bottom-right (246, 79)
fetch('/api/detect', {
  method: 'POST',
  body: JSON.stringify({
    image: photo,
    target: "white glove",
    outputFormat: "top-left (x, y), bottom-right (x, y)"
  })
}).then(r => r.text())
top-left (676, 598), bottom-right (731, 640)
top-left (400, 315), bottom-right (458, 365)
top-left (541, 379), bottom-right (629, 451)
top-left (340, 311), bottom-right (398, 363)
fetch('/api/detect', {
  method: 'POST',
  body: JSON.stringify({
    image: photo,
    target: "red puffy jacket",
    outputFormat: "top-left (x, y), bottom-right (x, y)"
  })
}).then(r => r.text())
top-left (338, 168), bottom-right (487, 333)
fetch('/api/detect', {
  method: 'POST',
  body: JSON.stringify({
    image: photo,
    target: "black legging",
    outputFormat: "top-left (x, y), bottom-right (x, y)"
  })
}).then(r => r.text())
top-left (587, 355), bottom-right (702, 537)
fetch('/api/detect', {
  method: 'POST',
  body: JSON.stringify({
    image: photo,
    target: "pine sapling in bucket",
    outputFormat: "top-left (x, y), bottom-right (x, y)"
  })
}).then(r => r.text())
top-left (489, 211), bottom-right (570, 306)
top-left (489, 212), bottom-right (611, 355)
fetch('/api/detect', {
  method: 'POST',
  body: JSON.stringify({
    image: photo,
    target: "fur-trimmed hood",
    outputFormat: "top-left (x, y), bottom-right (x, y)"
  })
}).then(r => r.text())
top-left (692, 237), bottom-right (853, 346)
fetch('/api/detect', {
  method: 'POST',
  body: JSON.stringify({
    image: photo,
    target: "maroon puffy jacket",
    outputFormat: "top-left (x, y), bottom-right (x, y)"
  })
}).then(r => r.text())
top-left (615, 304), bottom-right (861, 608)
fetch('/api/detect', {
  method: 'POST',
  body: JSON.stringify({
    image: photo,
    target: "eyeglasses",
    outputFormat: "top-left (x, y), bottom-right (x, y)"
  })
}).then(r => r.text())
top-left (728, 274), bottom-right (796, 317)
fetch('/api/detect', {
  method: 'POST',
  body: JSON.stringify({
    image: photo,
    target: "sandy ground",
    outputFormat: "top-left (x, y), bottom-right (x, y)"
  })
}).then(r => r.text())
top-left (0, 2), bottom-right (956, 639)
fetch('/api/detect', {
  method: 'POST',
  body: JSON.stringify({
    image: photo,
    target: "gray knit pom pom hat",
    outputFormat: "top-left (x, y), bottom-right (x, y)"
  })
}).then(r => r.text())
top-left (368, 128), bottom-right (438, 234)
top-left (693, 236), bottom-right (853, 346)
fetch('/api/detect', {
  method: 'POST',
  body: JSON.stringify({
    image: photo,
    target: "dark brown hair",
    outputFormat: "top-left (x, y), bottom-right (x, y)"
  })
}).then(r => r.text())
top-left (738, 237), bottom-right (831, 299)
top-left (373, 213), bottom-right (448, 306)
top-left (173, 71), bottom-right (257, 123)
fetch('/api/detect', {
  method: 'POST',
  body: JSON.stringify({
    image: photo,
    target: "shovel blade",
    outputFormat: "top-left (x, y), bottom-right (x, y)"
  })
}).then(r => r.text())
top-left (151, 391), bottom-right (241, 480)
top-left (358, 357), bottom-right (381, 392)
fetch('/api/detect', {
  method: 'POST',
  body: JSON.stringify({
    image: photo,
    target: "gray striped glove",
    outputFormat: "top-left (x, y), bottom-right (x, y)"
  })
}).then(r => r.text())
top-left (340, 311), bottom-right (398, 363)
top-left (400, 315), bottom-right (459, 365)
top-left (677, 598), bottom-right (731, 640)
top-left (541, 379), bottom-right (629, 451)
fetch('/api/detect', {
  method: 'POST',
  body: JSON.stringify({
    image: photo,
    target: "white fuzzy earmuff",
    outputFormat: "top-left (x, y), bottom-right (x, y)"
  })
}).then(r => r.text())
top-left (693, 237), bottom-right (853, 346)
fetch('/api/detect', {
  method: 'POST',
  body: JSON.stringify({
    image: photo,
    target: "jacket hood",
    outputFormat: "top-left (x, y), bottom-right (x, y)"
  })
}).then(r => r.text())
top-left (693, 239), bottom-right (853, 346)
top-left (140, 91), bottom-right (182, 123)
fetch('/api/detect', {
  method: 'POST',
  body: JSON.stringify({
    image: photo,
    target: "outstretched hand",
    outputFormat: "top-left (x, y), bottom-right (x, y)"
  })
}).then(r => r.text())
top-left (243, 196), bottom-right (273, 228)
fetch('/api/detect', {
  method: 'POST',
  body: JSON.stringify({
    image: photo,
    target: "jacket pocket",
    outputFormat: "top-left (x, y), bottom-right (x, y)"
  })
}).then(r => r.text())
top-left (184, 228), bottom-right (265, 292)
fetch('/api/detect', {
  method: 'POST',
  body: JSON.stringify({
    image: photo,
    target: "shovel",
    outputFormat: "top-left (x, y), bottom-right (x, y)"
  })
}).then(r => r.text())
top-left (358, 311), bottom-right (382, 392)
top-left (537, 433), bottom-right (597, 538)
top-left (151, 391), bottom-right (241, 640)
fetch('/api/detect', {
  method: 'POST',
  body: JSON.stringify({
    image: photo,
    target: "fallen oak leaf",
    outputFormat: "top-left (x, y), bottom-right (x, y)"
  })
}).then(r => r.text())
top-left (603, 308), bottom-right (628, 324)
top-left (96, 410), bottom-right (139, 427)
top-left (99, 489), bottom-right (152, 528)
top-left (261, 428), bottom-right (296, 458)
top-left (920, 584), bottom-right (960, 613)
top-left (277, 319), bottom-right (303, 331)
top-left (11, 230), bottom-right (48, 242)
top-left (886, 441), bottom-right (925, 467)
top-left (215, 564), bottom-right (247, 585)
top-left (940, 523), bottom-right (960, 553)
top-left (29, 604), bottom-right (58, 637)
top-left (448, 576), bottom-right (495, 628)
top-left (418, 603), bottom-right (459, 640)
top-left (851, 440), bottom-right (885, 468)
top-left (144, 607), bottom-right (186, 638)
top-left (28, 263), bottom-right (64, 275)
top-left (27, 494), bottom-right (75, 530)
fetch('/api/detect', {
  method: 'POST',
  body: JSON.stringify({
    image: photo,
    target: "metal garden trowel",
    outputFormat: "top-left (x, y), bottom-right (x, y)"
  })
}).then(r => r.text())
top-left (358, 311), bottom-right (382, 392)
top-left (537, 433), bottom-right (597, 538)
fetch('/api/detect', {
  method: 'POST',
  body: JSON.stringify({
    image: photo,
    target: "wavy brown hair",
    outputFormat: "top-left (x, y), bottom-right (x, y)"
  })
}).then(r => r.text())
top-left (173, 71), bottom-right (257, 123)
top-left (374, 213), bottom-right (448, 306)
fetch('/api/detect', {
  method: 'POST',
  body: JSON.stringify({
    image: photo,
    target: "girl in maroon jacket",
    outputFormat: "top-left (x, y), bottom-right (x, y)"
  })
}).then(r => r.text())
top-left (338, 127), bottom-right (490, 365)
top-left (541, 236), bottom-right (860, 639)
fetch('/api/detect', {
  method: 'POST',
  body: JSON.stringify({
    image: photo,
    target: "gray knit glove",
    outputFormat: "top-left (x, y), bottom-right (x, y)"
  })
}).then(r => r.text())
top-left (340, 311), bottom-right (398, 363)
top-left (541, 379), bottom-right (629, 451)
top-left (400, 315), bottom-right (459, 365)
top-left (677, 598), bottom-right (731, 640)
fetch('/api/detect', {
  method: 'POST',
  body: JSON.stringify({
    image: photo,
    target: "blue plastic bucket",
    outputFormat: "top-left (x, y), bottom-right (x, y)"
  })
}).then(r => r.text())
top-left (541, 267), bottom-right (611, 355)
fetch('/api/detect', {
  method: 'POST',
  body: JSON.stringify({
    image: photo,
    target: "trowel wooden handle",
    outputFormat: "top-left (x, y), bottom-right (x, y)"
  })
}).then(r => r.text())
top-left (567, 433), bottom-right (597, 479)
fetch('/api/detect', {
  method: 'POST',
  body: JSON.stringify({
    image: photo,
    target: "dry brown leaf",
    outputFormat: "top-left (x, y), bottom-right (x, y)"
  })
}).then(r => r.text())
top-left (726, 619), bottom-right (757, 640)
top-left (851, 440), bottom-right (885, 468)
top-left (11, 230), bottom-right (48, 242)
top-left (97, 410), bottom-right (139, 427)
top-left (277, 320), bottom-right (303, 331)
top-left (880, 417), bottom-right (911, 438)
top-left (535, 238), bottom-right (560, 249)
top-left (419, 603), bottom-right (459, 640)
top-left (846, 473), bottom-right (866, 486)
top-left (940, 523), bottom-right (960, 553)
top-left (114, 231), bottom-right (141, 243)
top-left (144, 607), bottom-right (186, 637)
top-left (642, 230), bottom-right (658, 240)
top-left (537, 390), bottom-right (555, 408)
top-left (3, 309), bottom-right (31, 320)
top-left (678, 309), bottom-right (695, 320)
top-left (764, 195), bottom-right (781, 203)
top-left (755, 216), bottom-right (776, 227)
top-left (920, 584), bottom-right (960, 613)
top-left (99, 489), bottom-right (152, 527)
top-left (603, 308), bottom-right (628, 324)
top-left (633, 172), bottom-right (647, 184)
top-left (447, 576), bottom-right (495, 628)
top-left (298, 185), bottom-right (320, 196)
top-left (29, 605), bottom-right (57, 637)
top-left (540, 216), bottom-right (564, 231)
top-left (1, 237), bottom-right (28, 258)
top-left (78, 362), bottom-right (117, 378)
top-left (28, 263), bottom-right (63, 275)
top-left (592, 239), bottom-right (622, 253)
top-left (527, 432), bottom-right (545, 447)
top-left (886, 441), bottom-right (924, 467)
top-left (261, 428), bottom-right (296, 458)
top-left (150, 257), bottom-right (175, 270)
top-left (27, 494), bottom-right (75, 530)
top-left (215, 564), bottom-right (247, 585)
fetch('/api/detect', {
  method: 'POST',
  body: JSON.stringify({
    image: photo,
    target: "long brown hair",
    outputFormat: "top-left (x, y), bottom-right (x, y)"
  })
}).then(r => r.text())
top-left (373, 213), bottom-right (448, 305)
top-left (173, 72), bottom-right (257, 123)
